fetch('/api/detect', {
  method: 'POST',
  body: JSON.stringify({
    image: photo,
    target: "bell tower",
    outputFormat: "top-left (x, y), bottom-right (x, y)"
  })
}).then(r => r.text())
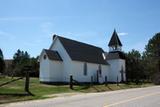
top-left (108, 29), bottom-right (122, 52)
top-left (107, 29), bottom-right (126, 83)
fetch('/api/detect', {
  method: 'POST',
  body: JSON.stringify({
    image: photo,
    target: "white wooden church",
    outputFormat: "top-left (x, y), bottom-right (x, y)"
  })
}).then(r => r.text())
top-left (39, 30), bottom-right (126, 83)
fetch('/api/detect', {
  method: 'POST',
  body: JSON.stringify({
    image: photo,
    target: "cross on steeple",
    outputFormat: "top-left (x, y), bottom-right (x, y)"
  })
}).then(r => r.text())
top-left (108, 29), bottom-right (122, 52)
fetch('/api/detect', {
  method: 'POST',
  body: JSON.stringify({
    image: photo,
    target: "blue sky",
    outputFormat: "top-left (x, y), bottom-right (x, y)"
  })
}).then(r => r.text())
top-left (0, 0), bottom-right (160, 59)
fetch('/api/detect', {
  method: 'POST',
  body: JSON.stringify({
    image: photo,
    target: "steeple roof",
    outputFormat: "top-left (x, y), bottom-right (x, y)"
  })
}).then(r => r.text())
top-left (108, 29), bottom-right (122, 46)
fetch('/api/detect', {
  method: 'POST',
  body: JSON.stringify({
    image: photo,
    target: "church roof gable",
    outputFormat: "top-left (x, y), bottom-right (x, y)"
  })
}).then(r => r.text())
top-left (57, 36), bottom-right (108, 65)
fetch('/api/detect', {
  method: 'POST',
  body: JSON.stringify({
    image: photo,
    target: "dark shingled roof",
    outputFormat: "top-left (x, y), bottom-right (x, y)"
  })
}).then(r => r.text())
top-left (57, 36), bottom-right (108, 65)
top-left (108, 30), bottom-right (122, 46)
top-left (106, 51), bottom-right (125, 60)
top-left (44, 49), bottom-right (63, 61)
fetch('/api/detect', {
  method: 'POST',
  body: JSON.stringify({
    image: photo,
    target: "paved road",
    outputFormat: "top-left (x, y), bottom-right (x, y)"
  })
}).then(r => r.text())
top-left (1, 86), bottom-right (160, 107)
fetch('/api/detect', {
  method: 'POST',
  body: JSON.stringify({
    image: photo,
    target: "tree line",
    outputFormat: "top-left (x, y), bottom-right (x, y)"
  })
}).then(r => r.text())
top-left (0, 49), bottom-right (39, 77)
top-left (125, 32), bottom-right (160, 84)
top-left (0, 32), bottom-right (160, 84)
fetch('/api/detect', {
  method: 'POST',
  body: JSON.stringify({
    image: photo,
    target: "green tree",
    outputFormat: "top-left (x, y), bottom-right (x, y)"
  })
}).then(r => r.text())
top-left (30, 56), bottom-right (39, 77)
top-left (126, 49), bottom-right (145, 83)
top-left (144, 32), bottom-right (160, 84)
top-left (0, 49), bottom-right (5, 74)
top-left (12, 49), bottom-right (30, 76)
top-left (11, 49), bottom-right (39, 77)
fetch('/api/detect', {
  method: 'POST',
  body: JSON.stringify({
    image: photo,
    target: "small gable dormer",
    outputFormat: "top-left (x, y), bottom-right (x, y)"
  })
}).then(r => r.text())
top-left (108, 29), bottom-right (122, 52)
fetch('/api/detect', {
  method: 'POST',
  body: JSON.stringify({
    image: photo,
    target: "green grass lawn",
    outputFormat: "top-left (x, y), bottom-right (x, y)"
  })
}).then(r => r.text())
top-left (0, 77), bottom-right (154, 104)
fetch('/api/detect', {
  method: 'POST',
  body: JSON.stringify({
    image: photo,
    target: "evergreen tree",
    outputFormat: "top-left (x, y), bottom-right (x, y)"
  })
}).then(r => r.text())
top-left (0, 49), bottom-right (5, 74)
top-left (12, 49), bottom-right (30, 76)
top-left (11, 49), bottom-right (39, 77)
top-left (126, 49), bottom-right (145, 83)
top-left (30, 56), bottom-right (39, 77)
top-left (0, 49), bottom-right (3, 59)
top-left (144, 32), bottom-right (160, 84)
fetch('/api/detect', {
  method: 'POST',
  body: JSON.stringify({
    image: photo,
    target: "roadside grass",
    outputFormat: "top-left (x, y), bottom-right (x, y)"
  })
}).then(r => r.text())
top-left (73, 82), bottom-right (154, 92)
top-left (0, 77), bottom-right (154, 104)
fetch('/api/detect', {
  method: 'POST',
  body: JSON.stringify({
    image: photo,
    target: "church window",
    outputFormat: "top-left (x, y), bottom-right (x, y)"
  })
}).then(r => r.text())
top-left (84, 62), bottom-right (87, 76)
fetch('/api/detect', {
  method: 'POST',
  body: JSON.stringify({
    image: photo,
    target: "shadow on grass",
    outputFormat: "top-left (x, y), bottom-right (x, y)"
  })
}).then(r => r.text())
top-left (106, 85), bottom-right (113, 91)
top-left (73, 85), bottom-right (90, 91)
top-left (91, 85), bottom-right (102, 92)
top-left (0, 91), bottom-right (34, 96)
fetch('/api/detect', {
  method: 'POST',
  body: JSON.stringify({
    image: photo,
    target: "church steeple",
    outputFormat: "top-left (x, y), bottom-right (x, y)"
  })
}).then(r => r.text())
top-left (108, 29), bottom-right (122, 52)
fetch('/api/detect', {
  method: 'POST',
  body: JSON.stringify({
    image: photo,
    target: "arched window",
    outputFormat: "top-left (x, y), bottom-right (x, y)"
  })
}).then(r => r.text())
top-left (83, 62), bottom-right (87, 76)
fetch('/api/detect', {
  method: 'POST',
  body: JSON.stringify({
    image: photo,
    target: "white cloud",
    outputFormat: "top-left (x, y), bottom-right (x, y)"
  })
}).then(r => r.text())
top-left (0, 17), bottom-right (51, 21)
top-left (118, 32), bottom-right (128, 36)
